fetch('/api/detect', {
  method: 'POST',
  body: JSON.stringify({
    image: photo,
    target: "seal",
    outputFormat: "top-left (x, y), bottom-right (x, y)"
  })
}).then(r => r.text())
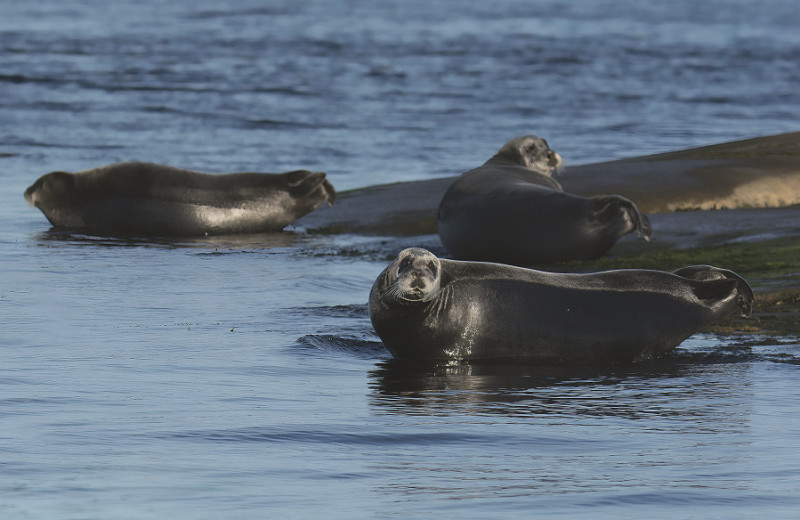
top-left (24, 161), bottom-right (335, 236)
top-left (369, 248), bottom-right (753, 364)
top-left (437, 135), bottom-right (652, 265)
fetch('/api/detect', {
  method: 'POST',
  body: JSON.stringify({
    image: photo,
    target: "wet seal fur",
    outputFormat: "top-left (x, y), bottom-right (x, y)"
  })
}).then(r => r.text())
top-left (24, 161), bottom-right (335, 236)
top-left (369, 248), bottom-right (754, 364)
top-left (437, 135), bottom-right (652, 265)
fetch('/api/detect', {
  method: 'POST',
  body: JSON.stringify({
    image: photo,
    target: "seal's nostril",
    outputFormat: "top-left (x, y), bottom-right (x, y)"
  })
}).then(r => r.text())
top-left (410, 277), bottom-right (426, 289)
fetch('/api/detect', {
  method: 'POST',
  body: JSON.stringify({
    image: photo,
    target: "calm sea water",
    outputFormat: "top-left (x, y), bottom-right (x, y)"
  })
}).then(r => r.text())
top-left (2, 1), bottom-right (800, 518)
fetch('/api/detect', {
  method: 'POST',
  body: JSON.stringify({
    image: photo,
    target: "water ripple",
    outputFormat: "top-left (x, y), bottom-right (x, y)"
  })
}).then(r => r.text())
top-left (161, 424), bottom-right (579, 448)
top-left (295, 334), bottom-right (388, 359)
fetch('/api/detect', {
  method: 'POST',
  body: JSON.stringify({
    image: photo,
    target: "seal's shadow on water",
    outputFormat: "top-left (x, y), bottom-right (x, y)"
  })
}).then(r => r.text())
top-left (32, 228), bottom-right (304, 250)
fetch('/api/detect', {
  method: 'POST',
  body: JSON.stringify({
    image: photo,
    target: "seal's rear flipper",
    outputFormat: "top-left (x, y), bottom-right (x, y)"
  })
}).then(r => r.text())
top-left (673, 265), bottom-right (754, 317)
top-left (322, 178), bottom-right (336, 205)
top-left (592, 195), bottom-right (652, 241)
top-left (286, 170), bottom-right (336, 204)
top-left (690, 277), bottom-right (738, 302)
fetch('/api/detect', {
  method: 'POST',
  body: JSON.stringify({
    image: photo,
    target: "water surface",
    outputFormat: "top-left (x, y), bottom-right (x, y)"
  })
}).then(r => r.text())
top-left (2, 1), bottom-right (800, 518)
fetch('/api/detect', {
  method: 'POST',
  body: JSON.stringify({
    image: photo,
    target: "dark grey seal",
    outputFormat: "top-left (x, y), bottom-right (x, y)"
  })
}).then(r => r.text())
top-left (24, 161), bottom-right (335, 236)
top-left (437, 135), bottom-right (652, 265)
top-left (369, 248), bottom-right (753, 364)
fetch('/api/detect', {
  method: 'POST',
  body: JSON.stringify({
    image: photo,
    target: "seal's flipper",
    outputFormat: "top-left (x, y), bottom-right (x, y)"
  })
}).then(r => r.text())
top-left (592, 195), bottom-right (653, 241)
top-left (322, 178), bottom-right (336, 205)
top-left (673, 265), bottom-right (754, 317)
top-left (690, 278), bottom-right (738, 301)
top-left (286, 170), bottom-right (335, 203)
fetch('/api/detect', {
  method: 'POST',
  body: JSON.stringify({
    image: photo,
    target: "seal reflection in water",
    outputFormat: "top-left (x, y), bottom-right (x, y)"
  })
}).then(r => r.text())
top-left (24, 161), bottom-right (335, 236)
top-left (437, 135), bottom-right (652, 265)
top-left (369, 248), bottom-right (753, 364)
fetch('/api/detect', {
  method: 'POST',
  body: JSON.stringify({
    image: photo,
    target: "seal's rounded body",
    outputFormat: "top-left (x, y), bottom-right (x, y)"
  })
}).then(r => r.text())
top-left (437, 135), bottom-right (651, 265)
top-left (24, 161), bottom-right (335, 236)
top-left (369, 248), bottom-right (753, 364)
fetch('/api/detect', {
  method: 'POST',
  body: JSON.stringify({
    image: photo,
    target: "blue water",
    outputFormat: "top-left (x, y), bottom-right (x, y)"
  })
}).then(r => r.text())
top-left (2, 1), bottom-right (800, 518)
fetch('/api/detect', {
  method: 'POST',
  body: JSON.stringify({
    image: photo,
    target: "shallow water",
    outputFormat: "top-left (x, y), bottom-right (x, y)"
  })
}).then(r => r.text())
top-left (2, 1), bottom-right (800, 518)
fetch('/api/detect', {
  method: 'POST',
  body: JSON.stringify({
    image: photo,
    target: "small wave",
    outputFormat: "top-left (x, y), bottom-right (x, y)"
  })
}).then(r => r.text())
top-left (674, 335), bottom-right (800, 365)
top-left (294, 304), bottom-right (368, 319)
top-left (0, 396), bottom-right (75, 406)
top-left (75, 79), bottom-right (220, 94)
top-left (247, 86), bottom-right (318, 96)
top-left (185, 7), bottom-right (278, 20)
top-left (241, 118), bottom-right (321, 129)
top-left (8, 138), bottom-right (123, 150)
top-left (0, 73), bottom-right (61, 84)
top-left (295, 334), bottom-right (389, 359)
top-left (165, 425), bottom-right (488, 446)
top-left (141, 104), bottom-right (185, 114)
top-left (671, 344), bottom-right (760, 364)
top-left (296, 236), bottom-right (446, 262)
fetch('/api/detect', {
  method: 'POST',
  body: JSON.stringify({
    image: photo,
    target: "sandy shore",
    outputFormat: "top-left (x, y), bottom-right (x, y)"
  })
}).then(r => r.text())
top-left (295, 132), bottom-right (800, 246)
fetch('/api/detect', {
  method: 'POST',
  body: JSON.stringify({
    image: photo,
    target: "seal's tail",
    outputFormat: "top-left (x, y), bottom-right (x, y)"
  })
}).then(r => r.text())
top-left (673, 265), bottom-right (754, 317)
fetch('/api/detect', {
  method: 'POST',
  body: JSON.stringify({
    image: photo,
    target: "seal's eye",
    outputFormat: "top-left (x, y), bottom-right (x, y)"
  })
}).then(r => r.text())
top-left (427, 261), bottom-right (438, 277)
top-left (398, 256), bottom-right (413, 273)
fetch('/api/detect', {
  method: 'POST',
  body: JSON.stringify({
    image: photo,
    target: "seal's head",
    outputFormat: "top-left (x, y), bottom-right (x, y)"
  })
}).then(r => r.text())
top-left (385, 248), bottom-right (442, 303)
top-left (24, 171), bottom-right (74, 208)
top-left (496, 135), bottom-right (562, 175)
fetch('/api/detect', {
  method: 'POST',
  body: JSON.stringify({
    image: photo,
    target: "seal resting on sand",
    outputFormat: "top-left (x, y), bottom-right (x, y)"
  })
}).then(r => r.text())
top-left (24, 161), bottom-right (335, 236)
top-left (369, 248), bottom-right (753, 364)
top-left (437, 135), bottom-right (652, 265)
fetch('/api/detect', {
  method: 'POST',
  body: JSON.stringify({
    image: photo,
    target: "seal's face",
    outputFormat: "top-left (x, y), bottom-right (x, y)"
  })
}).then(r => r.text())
top-left (499, 135), bottom-right (562, 175)
top-left (24, 171), bottom-right (74, 208)
top-left (386, 248), bottom-right (442, 303)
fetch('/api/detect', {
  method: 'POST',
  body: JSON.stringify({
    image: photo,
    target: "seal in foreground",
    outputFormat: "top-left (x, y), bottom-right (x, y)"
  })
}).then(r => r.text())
top-left (24, 161), bottom-right (336, 236)
top-left (437, 135), bottom-right (651, 265)
top-left (369, 248), bottom-right (753, 364)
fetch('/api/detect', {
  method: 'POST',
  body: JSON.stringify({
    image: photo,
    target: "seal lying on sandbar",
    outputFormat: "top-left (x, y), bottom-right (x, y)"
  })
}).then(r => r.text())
top-left (24, 161), bottom-right (335, 236)
top-left (369, 248), bottom-right (753, 364)
top-left (437, 135), bottom-right (652, 265)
